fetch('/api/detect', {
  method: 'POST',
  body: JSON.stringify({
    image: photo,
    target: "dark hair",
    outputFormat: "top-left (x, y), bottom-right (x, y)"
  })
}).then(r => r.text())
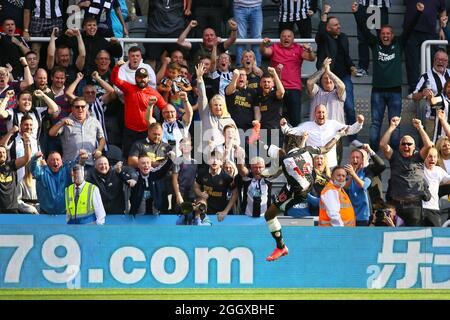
top-left (51, 66), bottom-right (67, 78)
top-left (83, 16), bottom-right (97, 26)
top-left (25, 51), bottom-right (38, 58)
top-left (128, 46), bottom-right (142, 54)
top-left (168, 62), bottom-right (181, 72)
top-left (331, 166), bottom-right (346, 175)
top-left (148, 122), bottom-right (162, 131)
top-left (72, 97), bottom-right (87, 106)
top-left (17, 90), bottom-right (32, 100)
top-left (20, 113), bottom-right (34, 124)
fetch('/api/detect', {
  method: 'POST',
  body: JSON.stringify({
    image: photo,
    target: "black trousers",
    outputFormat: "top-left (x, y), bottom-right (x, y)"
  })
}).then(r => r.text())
top-left (393, 199), bottom-right (423, 227)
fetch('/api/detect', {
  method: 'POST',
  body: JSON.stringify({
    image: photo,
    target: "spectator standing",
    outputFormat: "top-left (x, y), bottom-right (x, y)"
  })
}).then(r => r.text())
top-left (277, 0), bottom-right (317, 38)
top-left (30, 150), bottom-right (88, 214)
top-left (47, 27), bottom-right (86, 85)
top-left (344, 149), bottom-right (372, 226)
top-left (177, 19), bottom-right (238, 68)
top-left (0, 18), bottom-right (30, 80)
top-left (403, 0), bottom-right (446, 95)
top-left (66, 164), bottom-right (106, 225)
top-left (196, 62), bottom-right (239, 159)
top-left (111, 60), bottom-right (166, 159)
top-left (127, 123), bottom-right (173, 213)
top-left (423, 146), bottom-right (450, 226)
top-left (316, 4), bottom-right (358, 139)
top-left (194, 152), bottom-right (238, 221)
top-left (119, 46), bottom-right (157, 90)
top-left (25, 51), bottom-right (39, 78)
top-left (211, 52), bottom-right (233, 97)
top-left (0, 89), bottom-right (58, 140)
top-left (0, 133), bottom-right (32, 213)
top-left (81, 0), bottom-right (129, 38)
top-left (413, 50), bottom-right (450, 140)
top-left (236, 153), bottom-right (274, 218)
top-left (172, 137), bottom-right (198, 206)
top-left (260, 28), bottom-right (316, 126)
top-left (254, 67), bottom-right (284, 147)
top-left (122, 153), bottom-right (173, 215)
top-left (48, 98), bottom-right (106, 167)
top-left (354, 0), bottom-right (391, 77)
top-left (306, 56), bottom-right (345, 124)
top-left (0, 115), bottom-right (39, 181)
top-left (281, 104), bottom-right (364, 168)
top-left (225, 68), bottom-right (258, 132)
top-left (233, 0), bottom-right (263, 66)
top-left (380, 117), bottom-right (433, 226)
top-left (148, 92), bottom-right (193, 157)
top-left (240, 50), bottom-right (263, 90)
top-left (86, 156), bottom-right (131, 214)
top-left (319, 166), bottom-right (356, 227)
top-left (0, 0), bottom-right (25, 32)
top-left (353, 1), bottom-right (423, 151)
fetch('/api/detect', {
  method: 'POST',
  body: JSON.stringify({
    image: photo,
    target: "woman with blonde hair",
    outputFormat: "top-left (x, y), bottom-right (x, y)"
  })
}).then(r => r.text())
top-left (435, 135), bottom-right (450, 172)
top-left (196, 62), bottom-right (240, 160)
top-left (435, 135), bottom-right (450, 223)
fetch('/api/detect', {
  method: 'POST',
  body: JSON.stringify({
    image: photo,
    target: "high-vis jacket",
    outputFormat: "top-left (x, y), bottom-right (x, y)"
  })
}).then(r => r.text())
top-left (65, 182), bottom-right (96, 224)
top-left (319, 182), bottom-right (355, 227)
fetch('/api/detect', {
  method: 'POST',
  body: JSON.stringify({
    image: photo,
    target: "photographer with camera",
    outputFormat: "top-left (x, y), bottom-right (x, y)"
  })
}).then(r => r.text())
top-left (175, 199), bottom-right (212, 226)
top-left (368, 202), bottom-right (404, 227)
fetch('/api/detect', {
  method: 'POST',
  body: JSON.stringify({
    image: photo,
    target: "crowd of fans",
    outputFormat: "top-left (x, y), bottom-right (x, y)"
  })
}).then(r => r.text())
top-left (1, 0), bottom-right (450, 228)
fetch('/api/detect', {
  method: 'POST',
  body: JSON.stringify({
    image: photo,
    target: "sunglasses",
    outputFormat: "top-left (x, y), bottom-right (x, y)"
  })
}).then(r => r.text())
top-left (401, 142), bottom-right (414, 146)
top-left (73, 105), bottom-right (86, 109)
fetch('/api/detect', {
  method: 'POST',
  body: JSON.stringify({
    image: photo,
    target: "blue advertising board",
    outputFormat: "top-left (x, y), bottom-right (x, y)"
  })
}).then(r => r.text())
top-left (0, 224), bottom-right (449, 289)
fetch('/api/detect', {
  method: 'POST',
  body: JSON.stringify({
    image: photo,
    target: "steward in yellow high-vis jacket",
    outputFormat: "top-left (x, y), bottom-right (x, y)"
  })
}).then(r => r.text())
top-left (65, 164), bottom-right (106, 224)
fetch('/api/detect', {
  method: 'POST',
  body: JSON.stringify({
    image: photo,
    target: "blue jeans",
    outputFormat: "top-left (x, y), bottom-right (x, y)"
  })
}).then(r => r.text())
top-left (234, 5), bottom-right (262, 66)
top-left (342, 74), bottom-right (357, 141)
top-left (283, 89), bottom-right (302, 126)
top-left (370, 90), bottom-right (402, 151)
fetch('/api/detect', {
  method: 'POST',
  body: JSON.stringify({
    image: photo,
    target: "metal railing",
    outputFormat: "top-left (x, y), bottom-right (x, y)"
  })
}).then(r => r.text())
top-left (420, 39), bottom-right (449, 74)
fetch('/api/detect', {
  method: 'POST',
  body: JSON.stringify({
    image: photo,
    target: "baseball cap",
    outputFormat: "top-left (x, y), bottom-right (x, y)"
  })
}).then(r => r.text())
top-left (135, 67), bottom-right (149, 77)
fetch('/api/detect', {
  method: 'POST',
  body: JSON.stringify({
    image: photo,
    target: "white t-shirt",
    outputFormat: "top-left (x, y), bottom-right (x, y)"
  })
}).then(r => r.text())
top-left (423, 165), bottom-right (450, 210)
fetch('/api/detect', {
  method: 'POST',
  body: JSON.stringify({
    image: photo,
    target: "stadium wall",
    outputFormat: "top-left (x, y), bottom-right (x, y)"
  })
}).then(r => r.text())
top-left (0, 222), bottom-right (449, 289)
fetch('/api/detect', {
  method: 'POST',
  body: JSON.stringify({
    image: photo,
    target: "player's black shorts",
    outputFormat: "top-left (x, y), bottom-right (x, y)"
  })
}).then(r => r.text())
top-left (273, 184), bottom-right (309, 212)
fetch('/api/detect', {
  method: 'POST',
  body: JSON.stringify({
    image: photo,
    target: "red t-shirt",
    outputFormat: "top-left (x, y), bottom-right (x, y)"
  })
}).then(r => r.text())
top-left (271, 43), bottom-right (304, 90)
top-left (111, 65), bottom-right (166, 132)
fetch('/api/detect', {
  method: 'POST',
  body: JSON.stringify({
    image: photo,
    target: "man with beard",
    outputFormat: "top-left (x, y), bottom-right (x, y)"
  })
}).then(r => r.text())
top-left (111, 60), bottom-right (167, 159)
top-left (262, 126), bottom-right (345, 261)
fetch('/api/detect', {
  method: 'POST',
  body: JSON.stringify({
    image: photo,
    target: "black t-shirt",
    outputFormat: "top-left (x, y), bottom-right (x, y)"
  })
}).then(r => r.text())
top-left (0, 160), bottom-right (18, 211)
top-left (225, 86), bottom-right (257, 131)
top-left (247, 72), bottom-right (261, 90)
top-left (195, 167), bottom-right (235, 214)
top-left (129, 138), bottom-right (172, 161)
top-left (256, 88), bottom-right (283, 129)
top-left (388, 150), bottom-right (425, 201)
top-left (190, 42), bottom-right (226, 66)
top-left (333, 38), bottom-right (349, 79)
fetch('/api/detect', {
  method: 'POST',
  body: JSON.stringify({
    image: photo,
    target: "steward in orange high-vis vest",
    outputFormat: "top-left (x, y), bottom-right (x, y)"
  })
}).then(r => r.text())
top-left (319, 167), bottom-right (356, 227)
